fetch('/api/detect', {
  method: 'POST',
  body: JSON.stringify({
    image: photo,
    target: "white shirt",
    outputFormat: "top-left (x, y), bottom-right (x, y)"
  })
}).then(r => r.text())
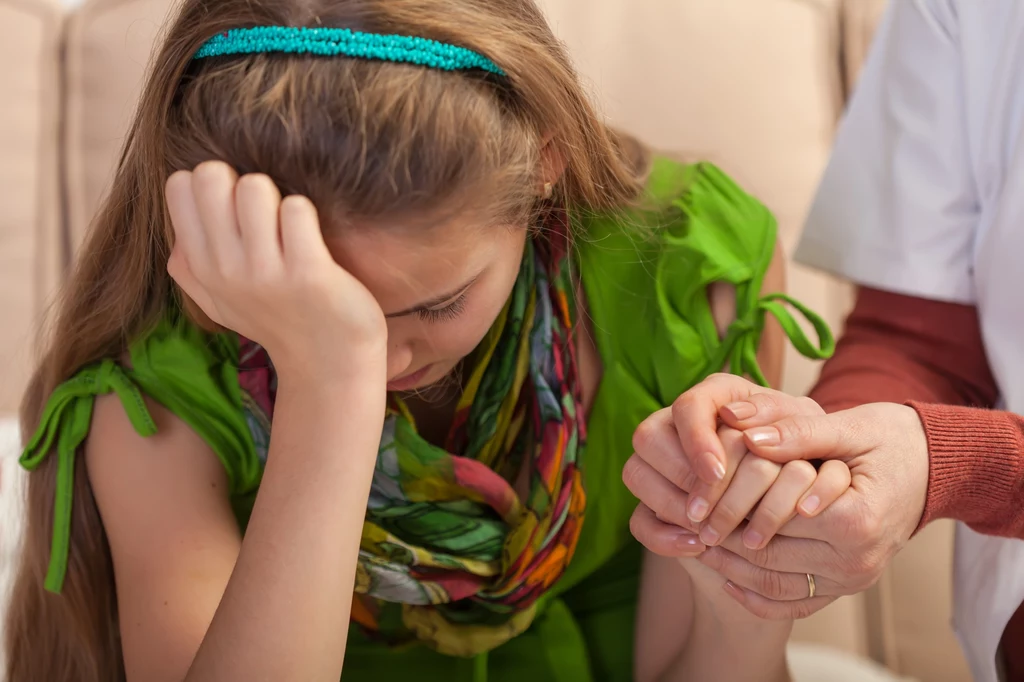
top-left (796, 1), bottom-right (1024, 680)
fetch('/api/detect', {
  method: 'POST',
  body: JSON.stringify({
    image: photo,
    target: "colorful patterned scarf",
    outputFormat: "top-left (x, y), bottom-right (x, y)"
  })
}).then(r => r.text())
top-left (237, 211), bottom-right (586, 657)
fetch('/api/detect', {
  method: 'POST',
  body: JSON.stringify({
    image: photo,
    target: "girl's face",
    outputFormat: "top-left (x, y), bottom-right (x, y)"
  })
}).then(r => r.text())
top-left (326, 216), bottom-right (529, 392)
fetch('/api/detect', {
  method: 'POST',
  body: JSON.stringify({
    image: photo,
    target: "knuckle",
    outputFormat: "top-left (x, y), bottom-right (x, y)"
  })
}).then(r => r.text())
top-left (631, 416), bottom-right (663, 456)
top-left (628, 507), bottom-right (649, 543)
top-left (710, 499), bottom-right (742, 528)
top-left (847, 546), bottom-right (886, 580)
top-left (706, 372), bottom-right (734, 386)
top-left (665, 491), bottom-right (691, 525)
top-left (782, 459), bottom-right (817, 485)
top-left (746, 454), bottom-right (781, 480)
top-left (777, 416), bottom-right (815, 444)
top-left (621, 456), bottom-right (646, 491)
top-left (750, 391), bottom-right (783, 413)
top-left (753, 568), bottom-right (787, 600)
top-left (849, 509), bottom-right (885, 545)
top-left (751, 542), bottom-right (778, 570)
top-left (716, 425), bottom-right (746, 452)
top-left (796, 396), bottom-right (826, 416)
top-left (751, 504), bottom-right (785, 530)
top-left (669, 395), bottom-right (696, 427)
top-left (665, 458), bottom-right (697, 493)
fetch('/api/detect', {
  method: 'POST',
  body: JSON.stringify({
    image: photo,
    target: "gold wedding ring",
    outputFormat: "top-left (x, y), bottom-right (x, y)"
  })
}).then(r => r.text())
top-left (806, 573), bottom-right (817, 599)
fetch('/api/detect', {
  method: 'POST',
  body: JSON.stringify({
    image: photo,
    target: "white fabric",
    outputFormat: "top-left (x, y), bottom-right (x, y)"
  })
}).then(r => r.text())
top-left (787, 643), bottom-right (915, 682)
top-left (0, 416), bottom-right (24, 678)
top-left (797, 2), bottom-right (1024, 681)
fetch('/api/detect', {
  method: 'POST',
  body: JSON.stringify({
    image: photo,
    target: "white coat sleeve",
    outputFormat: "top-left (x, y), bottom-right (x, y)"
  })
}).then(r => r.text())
top-left (796, 0), bottom-right (979, 304)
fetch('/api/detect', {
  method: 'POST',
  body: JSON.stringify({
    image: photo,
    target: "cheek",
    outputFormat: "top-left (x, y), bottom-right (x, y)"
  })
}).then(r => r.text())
top-left (421, 296), bottom-right (505, 358)
top-left (392, 276), bottom-right (518, 363)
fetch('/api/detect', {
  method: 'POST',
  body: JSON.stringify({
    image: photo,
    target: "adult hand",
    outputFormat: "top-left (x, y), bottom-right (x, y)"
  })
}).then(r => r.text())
top-left (628, 374), bottom-right (931, 620)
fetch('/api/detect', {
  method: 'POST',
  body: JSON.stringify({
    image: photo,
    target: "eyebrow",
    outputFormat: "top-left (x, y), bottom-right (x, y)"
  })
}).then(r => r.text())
top-left (383, 274), bottom-right (481, 318)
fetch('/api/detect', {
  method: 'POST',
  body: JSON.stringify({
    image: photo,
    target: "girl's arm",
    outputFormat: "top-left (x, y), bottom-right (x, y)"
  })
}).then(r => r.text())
top-left (87, 368), bottom-right (383, 682)
top-left (87, 163), bottom-right (389, 682)
top-left (634, 551), bottom-right (792, 682)
top-left (632, 243), bottom-right (793, 681)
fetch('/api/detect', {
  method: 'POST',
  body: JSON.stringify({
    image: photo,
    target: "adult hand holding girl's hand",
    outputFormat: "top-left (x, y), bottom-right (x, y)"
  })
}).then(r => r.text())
top-left (627, 373), bottom-right (930, 620)
top-left (165, 161), bottom-right (387, 381)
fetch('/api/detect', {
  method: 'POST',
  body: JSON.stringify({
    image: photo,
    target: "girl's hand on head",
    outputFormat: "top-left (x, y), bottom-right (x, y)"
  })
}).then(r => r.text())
top-left (165, 162), bottom-right (387, 381)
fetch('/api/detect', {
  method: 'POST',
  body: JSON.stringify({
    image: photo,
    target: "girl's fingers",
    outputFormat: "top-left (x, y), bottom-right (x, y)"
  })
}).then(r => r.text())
top-left (279, 195), bottom-right (329, 267)
top-left (190, 161), bottom-right (243, 271)
top-left (797, 460), bottom-right (852, 518)
top-left (235, 173), bottom-right (284, 273)
top-left (742, 460), bottom-right (817, 550)
top-left (629, 503), bottom-right (707, 558)
top-left (631, 409), bottom-right (700, 495)
top-left (684, 427), bottom-right (749, 527)
top-left (622, 455), bottom-right (697, 532)
top-left (699, 453), bottom-right (779, 547)
top-left (668, 373), bottom-right (774, 485)
top-left (165, 170), bottom-right (211, 276)
top-left (167, 246), bottom-right (219, 325)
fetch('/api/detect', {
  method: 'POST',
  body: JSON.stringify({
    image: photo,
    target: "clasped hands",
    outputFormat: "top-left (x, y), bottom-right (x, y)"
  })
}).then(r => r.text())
top-left (624, 374), bottom-right (930, 620)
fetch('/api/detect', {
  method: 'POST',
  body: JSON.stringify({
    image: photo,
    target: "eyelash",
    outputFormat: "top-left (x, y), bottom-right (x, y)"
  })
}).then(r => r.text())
top-left (417, 294), bottom-right (468, 324)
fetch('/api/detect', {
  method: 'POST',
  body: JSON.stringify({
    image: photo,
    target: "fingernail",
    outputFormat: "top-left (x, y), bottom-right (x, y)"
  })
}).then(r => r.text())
top-left (699, 525), bottom-right (720, 546)
top-left (688, 496), bottom-right (710, 522)
top-left (723, 581), bottom-right (747, 603)
top-left (799, 495), bottom-right (821, 515)
top-left (742, 529), bottom-right (764, 550)
top-left (709, 456), bottom-right (726, 481)
top-left (724, 401), bottom-right (757, 421)
top-left (745, 426), bottom-right (780, 446)
top-left (673, 532), bottom-right (706, 553)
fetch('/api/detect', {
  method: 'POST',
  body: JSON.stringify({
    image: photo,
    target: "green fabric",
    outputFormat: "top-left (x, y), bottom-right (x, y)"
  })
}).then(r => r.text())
top-left (20, 158), bottom-right (833, 681)
top-left (20, 314), bottom-right (264, 594)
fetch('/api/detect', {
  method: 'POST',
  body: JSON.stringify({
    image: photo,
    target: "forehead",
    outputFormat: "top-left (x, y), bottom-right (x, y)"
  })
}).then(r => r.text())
top-left (325, 216), bottom-right (523, 304)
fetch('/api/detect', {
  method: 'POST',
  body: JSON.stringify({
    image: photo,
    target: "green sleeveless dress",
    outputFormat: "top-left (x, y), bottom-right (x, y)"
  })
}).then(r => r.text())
top-left (20, 159), bottom-right (832, 682)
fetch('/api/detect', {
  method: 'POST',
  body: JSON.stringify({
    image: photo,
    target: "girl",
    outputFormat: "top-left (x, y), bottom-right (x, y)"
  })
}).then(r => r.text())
top-left (6, 1), bottom-right (838, 681)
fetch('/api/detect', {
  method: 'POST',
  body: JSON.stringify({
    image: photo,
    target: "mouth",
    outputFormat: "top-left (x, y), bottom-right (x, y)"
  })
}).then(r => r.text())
top-left (386, 364), bottom-right (434, 392)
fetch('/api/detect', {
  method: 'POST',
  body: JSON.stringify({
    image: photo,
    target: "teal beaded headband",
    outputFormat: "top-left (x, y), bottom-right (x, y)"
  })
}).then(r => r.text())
top-left (193, 26), bottom-right (506, 76)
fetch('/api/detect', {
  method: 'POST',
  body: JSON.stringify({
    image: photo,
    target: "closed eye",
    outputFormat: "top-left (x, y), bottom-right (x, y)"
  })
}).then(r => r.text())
top-left (416, 294), bottom-right (468, 324)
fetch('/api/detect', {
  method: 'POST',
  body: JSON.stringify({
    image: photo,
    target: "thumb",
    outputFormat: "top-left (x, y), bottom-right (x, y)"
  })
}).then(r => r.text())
top-left (740, 408), bottom-right (870, 463)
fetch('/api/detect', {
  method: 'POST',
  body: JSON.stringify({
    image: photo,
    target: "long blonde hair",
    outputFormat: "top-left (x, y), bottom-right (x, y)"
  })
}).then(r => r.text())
top-left (6, 1), bottom-right (649, 680)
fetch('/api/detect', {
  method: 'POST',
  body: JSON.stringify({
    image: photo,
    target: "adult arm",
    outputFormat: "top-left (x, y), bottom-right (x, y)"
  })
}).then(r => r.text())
top-left (810, 286), bottom-right (1024, 536)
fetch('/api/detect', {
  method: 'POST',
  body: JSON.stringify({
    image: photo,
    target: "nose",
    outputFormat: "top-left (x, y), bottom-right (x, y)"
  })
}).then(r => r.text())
top-left (386, 339), bottom-right (414, 382)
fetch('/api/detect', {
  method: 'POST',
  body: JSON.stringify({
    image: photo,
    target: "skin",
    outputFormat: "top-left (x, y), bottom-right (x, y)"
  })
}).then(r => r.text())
top-left (628, 373), bottom-right (929, 621)
top-left (86, 158), bottom-right (803, 682)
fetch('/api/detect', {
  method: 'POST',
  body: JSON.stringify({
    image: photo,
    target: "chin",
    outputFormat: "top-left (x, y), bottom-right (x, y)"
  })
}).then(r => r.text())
top-left (388, 360), bottom-right (462, 394)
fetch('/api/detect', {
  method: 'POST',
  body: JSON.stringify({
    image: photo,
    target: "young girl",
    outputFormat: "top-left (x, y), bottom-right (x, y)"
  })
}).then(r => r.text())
top-left (6, 1), bottom-right (839, 681)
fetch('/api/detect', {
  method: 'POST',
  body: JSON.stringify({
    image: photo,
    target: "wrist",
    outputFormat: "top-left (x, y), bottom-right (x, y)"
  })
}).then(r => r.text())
top-left (272, 345), bottom-right (387, 390)
top-left (908, 401), bottom-right (1024, 532)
